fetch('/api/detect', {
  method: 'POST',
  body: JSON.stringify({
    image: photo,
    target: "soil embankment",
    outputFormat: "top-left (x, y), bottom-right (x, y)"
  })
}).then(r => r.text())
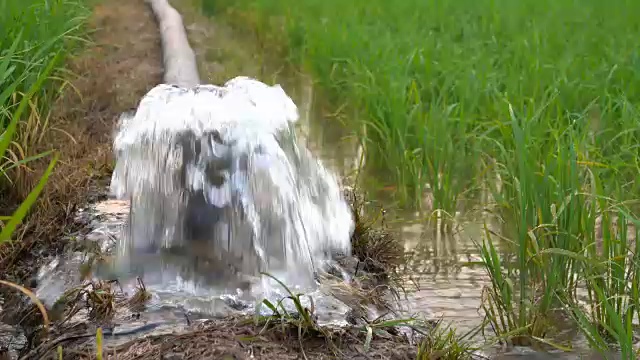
top-left (1, 0), bottom-right (163, 277)
top-left (0, 0), bottom-right (162, 355)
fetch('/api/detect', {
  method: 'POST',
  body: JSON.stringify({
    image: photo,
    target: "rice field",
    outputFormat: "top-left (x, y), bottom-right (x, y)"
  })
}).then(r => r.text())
top-left (206, 0), bottom-right (640, 356)
top-left (0, 0), bottom-right (89, 240)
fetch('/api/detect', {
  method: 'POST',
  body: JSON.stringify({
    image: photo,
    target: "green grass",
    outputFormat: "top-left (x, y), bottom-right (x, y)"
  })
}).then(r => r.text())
top-left (202, 0), bottom-right (640, 356)
top-left (0, 0), bottom-right (89, 338)
top-left (0, 0), bottom-right (89, 232)
top-left (415, 319), bottom-right (478, 360)
top-left (206, 0), bottom-right (640, 213)
top-left (0, 0), bottom-right (89, 169)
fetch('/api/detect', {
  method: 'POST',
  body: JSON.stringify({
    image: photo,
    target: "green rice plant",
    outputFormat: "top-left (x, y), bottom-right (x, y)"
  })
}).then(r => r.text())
top-left (206, 0), bottom-right (640, 219)
top-left (477, 105), bottom-right (639, 352)
top-left (562, 207), bottom-right (640, 359)
top-left (567, 280), bottom-right (638, 360)
top-left (0, 42), bottom-right (62, 243)
top-left (476, 102), bottom-right (607, 347)
top-left (585, 209), bottom-right (640, 342)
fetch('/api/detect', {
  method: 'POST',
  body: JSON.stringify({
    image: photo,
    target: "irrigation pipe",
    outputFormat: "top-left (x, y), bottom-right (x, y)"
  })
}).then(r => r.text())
top-left (146, 0), bottom-right (200, 87)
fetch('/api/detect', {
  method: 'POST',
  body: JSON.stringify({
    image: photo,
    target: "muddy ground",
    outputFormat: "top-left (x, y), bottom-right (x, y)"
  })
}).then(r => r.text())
top-left (0, 1), bottom-right (422, 359)
top-left (25, 315), bottom-right (419, 360)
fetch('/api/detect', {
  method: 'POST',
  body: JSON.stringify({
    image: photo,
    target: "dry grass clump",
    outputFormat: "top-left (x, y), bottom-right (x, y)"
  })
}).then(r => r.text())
top-left (337, 187), bottom-right (410, 319)
top-left (85, 281), bottom-right (120, 324)
top-left (125, 278), bottom-right (152, 313)
top-left (50, 280), bottom-right (121, 326)
top-left (344, 187), bottom-right (405, 274)
top-left (51, 274), bottom-right (151, 325)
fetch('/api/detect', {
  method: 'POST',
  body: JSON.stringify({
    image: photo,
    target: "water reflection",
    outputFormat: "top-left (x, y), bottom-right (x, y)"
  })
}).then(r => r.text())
top-left (281, 72), bottom-right (362, 179)
top-left (276, 66), bottom-right (502, 332)
top-left (390, 211), bottom-right (493, 331)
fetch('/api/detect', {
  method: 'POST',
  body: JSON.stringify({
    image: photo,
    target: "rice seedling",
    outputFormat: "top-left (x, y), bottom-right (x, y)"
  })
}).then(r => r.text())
top-left (561, 207), bottom-right (640, 359)
top-left (415, 318), bottom-right (479, 360)
top-left (207, 0), bottom-right (640, 220)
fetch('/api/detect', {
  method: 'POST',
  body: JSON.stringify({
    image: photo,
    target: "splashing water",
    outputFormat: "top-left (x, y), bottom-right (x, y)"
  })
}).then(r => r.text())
top-left (108, 77), bottom-right (354, 290)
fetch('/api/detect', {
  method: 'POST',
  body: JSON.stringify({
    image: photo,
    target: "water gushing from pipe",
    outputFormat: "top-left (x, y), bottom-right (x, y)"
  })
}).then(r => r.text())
top-left (109, 77), bottom-right (354, 289)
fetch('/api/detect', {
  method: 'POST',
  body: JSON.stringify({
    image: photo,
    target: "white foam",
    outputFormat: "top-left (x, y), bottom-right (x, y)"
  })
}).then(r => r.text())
top-left (109, 77), bottom-right (354, 288)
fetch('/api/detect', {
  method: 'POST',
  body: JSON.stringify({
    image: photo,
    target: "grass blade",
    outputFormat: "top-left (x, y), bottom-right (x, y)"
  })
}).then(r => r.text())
top-left (0, 153), bottom-right (58, 242)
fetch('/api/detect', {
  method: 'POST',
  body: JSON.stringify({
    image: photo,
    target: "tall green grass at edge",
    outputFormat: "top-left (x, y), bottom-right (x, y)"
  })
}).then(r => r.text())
top-left (1, 0), bottom-right (89, 224)
top-left (0, 0), bottom-right (91, 338)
